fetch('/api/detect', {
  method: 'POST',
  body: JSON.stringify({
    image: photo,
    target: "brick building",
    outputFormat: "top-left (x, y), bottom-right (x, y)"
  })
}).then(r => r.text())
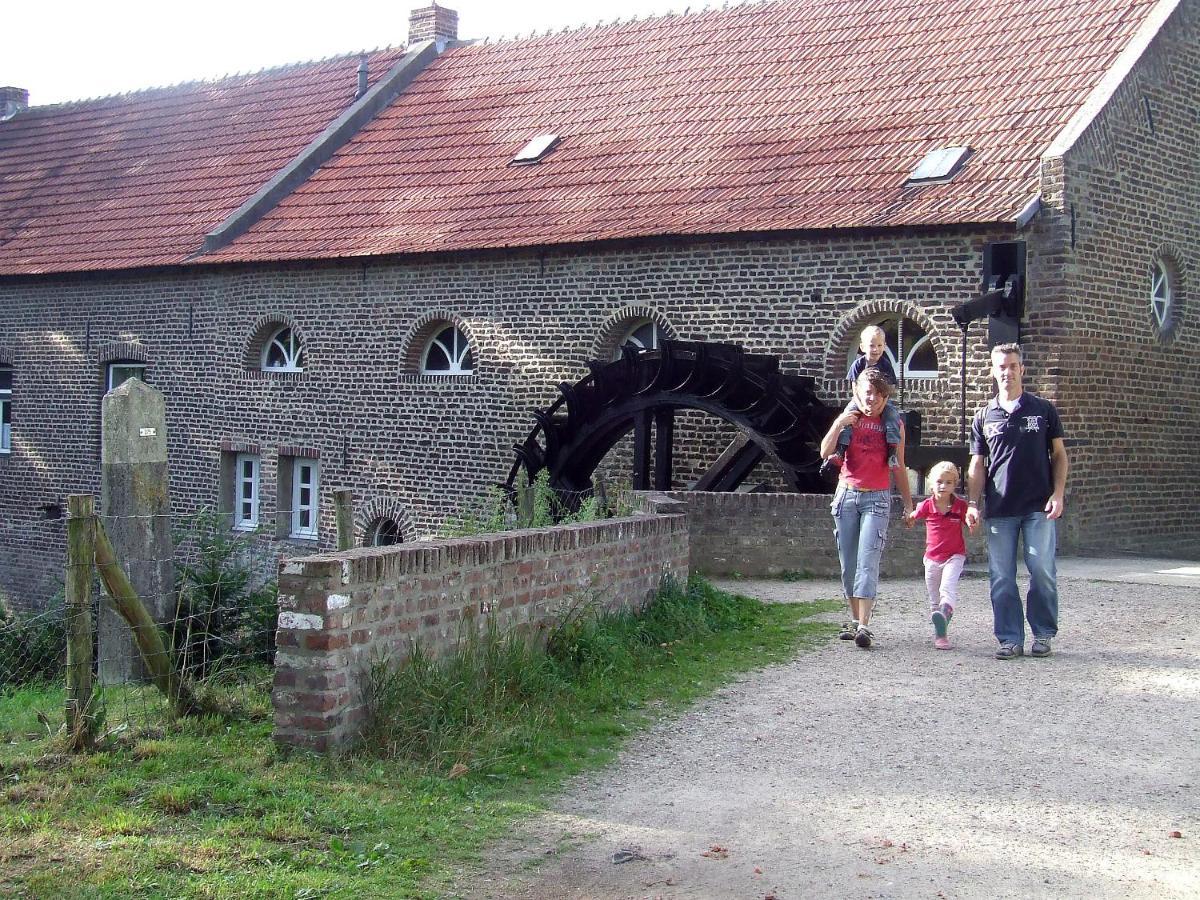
top-left (1, 0), bottom-right (1197, 609)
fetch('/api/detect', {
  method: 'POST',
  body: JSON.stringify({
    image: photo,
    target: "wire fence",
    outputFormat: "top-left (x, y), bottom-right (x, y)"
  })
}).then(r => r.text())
top-left (1, 509), bottom-right (283, 750)
top-left (1, 482), bottom-right (639, 751)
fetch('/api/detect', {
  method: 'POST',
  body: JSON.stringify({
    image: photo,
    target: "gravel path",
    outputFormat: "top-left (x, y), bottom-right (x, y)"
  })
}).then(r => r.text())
top-left (462, 562), bottom-right (1199, 899)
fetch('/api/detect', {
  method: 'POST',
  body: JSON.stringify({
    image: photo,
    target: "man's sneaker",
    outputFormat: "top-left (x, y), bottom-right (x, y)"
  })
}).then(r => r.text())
top-left (819, 455), bottom-right (843, 479)
top-left (1031, 638), bottom-right (1053, 658)
top-left (854, 626), bottom-right (873, 649)
top-left (995, 642), bottom-right (1023, 660)
top-left (931, 605), bottom-right (949, 639)
top-left (934, 636), bottom-right (951, 650)
top-left (839, 621), bottom-right (858, 641)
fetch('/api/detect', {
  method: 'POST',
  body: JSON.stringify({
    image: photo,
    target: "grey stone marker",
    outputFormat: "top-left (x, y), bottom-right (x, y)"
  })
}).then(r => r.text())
top-left (99, 379), bottom-right (173, 683)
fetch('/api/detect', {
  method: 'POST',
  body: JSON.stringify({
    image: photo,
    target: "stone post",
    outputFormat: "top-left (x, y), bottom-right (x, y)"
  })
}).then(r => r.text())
top-left (99, 380), bottom-right (173, 683)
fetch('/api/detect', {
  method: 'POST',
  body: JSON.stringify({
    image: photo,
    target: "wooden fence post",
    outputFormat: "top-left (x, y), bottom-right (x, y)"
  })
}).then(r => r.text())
top-left (334, 489), bottom-right (355, 551)
top-left (93, 519), bottom-right (200, 717)
top-left (65, 495), bottom-right (96, 750)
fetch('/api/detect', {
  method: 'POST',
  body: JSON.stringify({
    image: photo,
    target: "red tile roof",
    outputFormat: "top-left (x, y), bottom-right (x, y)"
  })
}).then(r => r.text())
top-left (0, 49), bottom-right (406, 275)
top-left (204, 0), bottom-right (1161, 264)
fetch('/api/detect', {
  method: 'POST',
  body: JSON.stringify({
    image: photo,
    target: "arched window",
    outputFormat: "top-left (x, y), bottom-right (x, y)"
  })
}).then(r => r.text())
top-left (366, 517), bottom-right (403, 546)
top-left (613, 319), bottom-right (660, 359)
top-left (851, 316), bottom-right (939, 379)
top-left (1151, 259), bottom-right (1173, 332)
top-left (420, 326), bottom-right (473, 374)
top-left (261, 327), bottom-right (305, 372)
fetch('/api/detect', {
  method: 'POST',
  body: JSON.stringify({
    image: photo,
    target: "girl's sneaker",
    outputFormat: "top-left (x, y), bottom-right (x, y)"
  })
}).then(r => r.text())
top-left (931, 602), bottom-right (953, 638)
top-left (934, 636), bottom-right (951, 650)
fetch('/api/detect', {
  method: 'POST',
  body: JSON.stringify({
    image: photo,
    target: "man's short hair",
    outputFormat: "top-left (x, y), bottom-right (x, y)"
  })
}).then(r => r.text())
top-left (991, 342), bottom-right (1023, 361)
top-left (856, 366), bottom-right (894, 397)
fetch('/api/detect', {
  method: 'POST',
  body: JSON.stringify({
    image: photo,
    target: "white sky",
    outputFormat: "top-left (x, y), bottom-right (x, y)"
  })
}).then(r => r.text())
top-left (6, 0), bottom-right (695, 106)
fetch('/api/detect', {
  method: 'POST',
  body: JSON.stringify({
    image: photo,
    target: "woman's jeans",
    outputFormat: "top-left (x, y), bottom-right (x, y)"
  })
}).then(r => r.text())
top-left (986, 512), bottom-right (1058, 645)
top-left (831, 485), bottom-right (892, 600)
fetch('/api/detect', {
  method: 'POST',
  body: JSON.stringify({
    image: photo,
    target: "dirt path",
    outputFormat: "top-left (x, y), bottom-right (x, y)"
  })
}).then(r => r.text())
top-left (460, 561), bottom-right (1199, 899)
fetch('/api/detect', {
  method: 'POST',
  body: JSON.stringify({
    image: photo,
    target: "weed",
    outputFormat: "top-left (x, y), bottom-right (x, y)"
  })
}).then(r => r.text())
top-left (778, 568), bottom-right (816, 582)
top-left (364, 575), bottom-right (771, 774)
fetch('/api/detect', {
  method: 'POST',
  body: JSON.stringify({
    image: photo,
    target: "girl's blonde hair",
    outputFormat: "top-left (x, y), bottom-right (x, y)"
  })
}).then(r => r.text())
top-left (926, 461), bottom-right (960, 494)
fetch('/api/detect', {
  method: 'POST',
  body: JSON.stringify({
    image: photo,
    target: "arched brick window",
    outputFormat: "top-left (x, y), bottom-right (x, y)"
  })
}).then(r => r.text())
top-left (845, 315), bottom-right (939, 380)
top-left (402, 314), bottom-right (479, 377)
top-left (366, 517), bottom-right (404, 546)
top-left (262, 326), bottom-right (306, 372)
top-left (244, 317), bottom-right (309, 374)
top-left (420, 325), bottom-right (474, 374)
top-left (1150, 252), bottom-right (1182, 343)
top-left (592, 307), bottom-right (676, 362)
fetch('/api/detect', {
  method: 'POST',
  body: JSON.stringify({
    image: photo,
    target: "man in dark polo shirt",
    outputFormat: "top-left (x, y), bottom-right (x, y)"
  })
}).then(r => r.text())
top-left (965, 343), bottom-right (1069, 660)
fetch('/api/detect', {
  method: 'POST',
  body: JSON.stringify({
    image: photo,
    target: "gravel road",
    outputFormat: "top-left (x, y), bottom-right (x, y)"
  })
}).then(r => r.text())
top-left (461, 560), bottom-right (1199, 899)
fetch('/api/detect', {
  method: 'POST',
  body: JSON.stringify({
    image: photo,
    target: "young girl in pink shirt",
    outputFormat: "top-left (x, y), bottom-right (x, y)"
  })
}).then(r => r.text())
top-left (907, 461), bottom-right (975, 649)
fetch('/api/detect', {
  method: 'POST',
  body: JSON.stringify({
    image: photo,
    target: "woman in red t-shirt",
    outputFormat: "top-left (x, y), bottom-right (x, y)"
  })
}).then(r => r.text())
top-left (819, 368), bottom-right (915, 649)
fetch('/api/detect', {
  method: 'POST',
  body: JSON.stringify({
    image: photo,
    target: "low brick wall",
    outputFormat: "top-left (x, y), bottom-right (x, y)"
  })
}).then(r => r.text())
top-left (272, 501), bottom-right (688, 753)
top-left (668, 491), bottom-right (985, 579)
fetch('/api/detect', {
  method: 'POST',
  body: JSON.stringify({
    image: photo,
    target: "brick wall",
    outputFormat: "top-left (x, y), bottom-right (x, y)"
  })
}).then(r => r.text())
top-left (272, 499), bottom-right (688, 753)
top-left (669, 491), bottom-right (986, 579)
top-left (1039, 0), bottom-right (1200, 555)
top-left (0, 228), bottom-right (1013, 609)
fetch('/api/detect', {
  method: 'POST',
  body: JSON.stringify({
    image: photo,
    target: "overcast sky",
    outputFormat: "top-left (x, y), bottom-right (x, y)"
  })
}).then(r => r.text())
top-left (6, 0), bottom-right (697, 106)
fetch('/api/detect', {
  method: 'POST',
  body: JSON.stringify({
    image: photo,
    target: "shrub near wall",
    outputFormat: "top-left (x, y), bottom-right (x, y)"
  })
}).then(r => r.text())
top-left (272, 500), bottom-right (688, 753)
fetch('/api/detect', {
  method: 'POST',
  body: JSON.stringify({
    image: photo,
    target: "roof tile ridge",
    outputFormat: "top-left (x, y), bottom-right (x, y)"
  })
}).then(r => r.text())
top-left (197, 40), bottom-right (442, 258)
top-left (23, 45), bottom-right (407, 112)
top-left (1042, 0), bottom-right (1182, 161)
top-left (471, 0), bottom-right (777, 49)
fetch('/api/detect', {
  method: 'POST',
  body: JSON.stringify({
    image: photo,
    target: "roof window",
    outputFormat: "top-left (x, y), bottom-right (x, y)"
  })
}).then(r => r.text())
top-left (906, 146), bottom-right (972, 184)
top-left (512, 134), bottom-right (559, 165)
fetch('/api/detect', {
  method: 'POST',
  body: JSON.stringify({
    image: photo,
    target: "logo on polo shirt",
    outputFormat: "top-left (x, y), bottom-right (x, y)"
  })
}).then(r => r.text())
top-left (984, 422), bottom-right (1006, 439)
top-left (1022, 416), bottom-right (1042, 432)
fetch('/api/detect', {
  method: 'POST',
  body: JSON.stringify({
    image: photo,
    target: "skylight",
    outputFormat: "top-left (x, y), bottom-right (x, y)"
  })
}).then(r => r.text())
top-left (512, 133), bottom-right (559, 165)
top-left (906, 146), bottom-right (972, 184)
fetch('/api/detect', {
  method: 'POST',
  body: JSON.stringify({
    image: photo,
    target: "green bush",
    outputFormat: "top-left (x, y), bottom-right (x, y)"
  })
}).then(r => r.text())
top-left (439, 469), bottom-right (632, 538)
top-left (171, 511), bottom-right (277, 678)
top-left (0, 592), bottom-right (67, 692)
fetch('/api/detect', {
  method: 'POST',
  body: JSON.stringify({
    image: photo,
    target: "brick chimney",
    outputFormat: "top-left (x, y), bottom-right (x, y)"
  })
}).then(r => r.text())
top-left (408, 3), bottom-right (458, 45)
top-left (0, 87), bottom-right (29, 121)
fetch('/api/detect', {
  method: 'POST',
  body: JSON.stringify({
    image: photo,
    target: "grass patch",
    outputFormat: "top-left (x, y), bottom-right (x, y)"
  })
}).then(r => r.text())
top-left (0, 578), bottom-right (838, 899)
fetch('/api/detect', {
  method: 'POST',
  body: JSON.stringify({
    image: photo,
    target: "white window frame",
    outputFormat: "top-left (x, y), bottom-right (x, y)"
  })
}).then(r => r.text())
top-left (419, 326), bottom-right (473, 375)
top-left (261, 326), bottom-right (305, 373)
top-left (0, 366), bottom-right (10, 454)
top-left (614, 319), bottom-right (660, 359)
top-left (290, 458), bottom-right (320, 539)
top-left (233, 453), bottom-right (260, 531)
top-left (852, 316), bottom-right (939, 380)
top-left (106, 361), bottom-right (146, 392)
top-left (1151, 260), bottom-right (1172, 331)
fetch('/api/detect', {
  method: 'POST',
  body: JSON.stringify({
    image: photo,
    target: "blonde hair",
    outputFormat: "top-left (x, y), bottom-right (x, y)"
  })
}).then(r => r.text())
top-left (859, 324), bottom-right (886, 350)
top-left (926, 461), bottom-right (960, 494)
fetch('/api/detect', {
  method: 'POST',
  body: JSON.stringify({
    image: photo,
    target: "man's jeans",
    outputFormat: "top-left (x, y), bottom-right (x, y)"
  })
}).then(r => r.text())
top-left (986, 512), bottom-right (1058, 645)
top-left (831, 485), bottom-right (892, 600)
